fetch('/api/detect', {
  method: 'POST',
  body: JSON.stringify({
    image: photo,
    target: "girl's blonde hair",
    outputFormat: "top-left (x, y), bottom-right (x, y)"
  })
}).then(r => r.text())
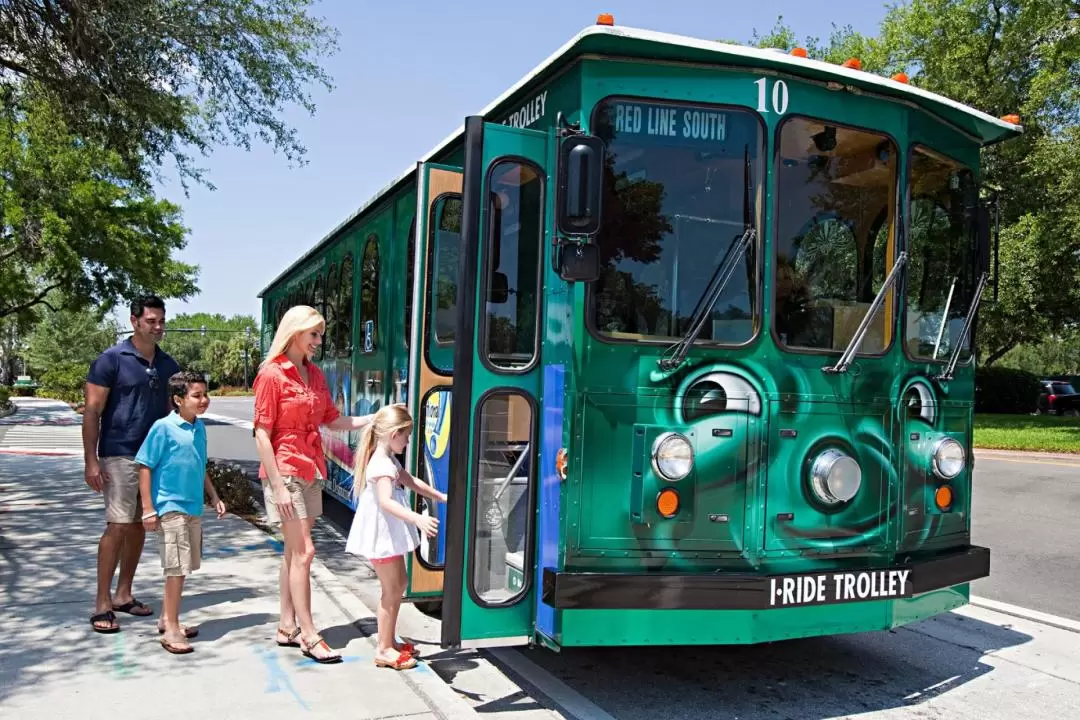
top-left (351, 404), bottom-right (414, 501)
top-left (260, 305), bottom-right (325, 370)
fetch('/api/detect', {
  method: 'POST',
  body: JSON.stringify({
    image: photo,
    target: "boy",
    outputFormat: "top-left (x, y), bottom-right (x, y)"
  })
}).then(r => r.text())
top-left (136, 371), bottom-right (226, 654)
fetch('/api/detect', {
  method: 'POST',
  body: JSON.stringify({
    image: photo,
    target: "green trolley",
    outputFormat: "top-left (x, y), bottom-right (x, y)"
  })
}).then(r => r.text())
top-left (258, 15), bottom-right (1021, 650)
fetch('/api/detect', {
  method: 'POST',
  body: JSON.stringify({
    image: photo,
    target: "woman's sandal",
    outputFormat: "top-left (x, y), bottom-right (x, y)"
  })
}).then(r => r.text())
top-left (158, 624), bottom-right (198, 639)
top-left (90, 610), bottom-right (120, 634)
top-left (300, 634), bottom-right (342, 664)
top-left (160, 636), bottom-right (193, 654)
top-left (375, 650), bottom-right (417, 670)
top-left (276, 626), bottom-right (301, 647)
top-left (395, 641), bottom-right (420, 657)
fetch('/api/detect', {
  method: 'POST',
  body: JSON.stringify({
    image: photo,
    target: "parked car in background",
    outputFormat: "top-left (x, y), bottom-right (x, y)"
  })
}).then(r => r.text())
top-left (1036, 379), bottom-right (1080, 415)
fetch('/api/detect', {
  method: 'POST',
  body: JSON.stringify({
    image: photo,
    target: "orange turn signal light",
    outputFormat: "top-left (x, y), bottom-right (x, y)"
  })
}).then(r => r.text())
top-left (596, 13), bottom-right (614, 26)
top-left (891, 72), bottom-right (910, 84)
top-left (842, 57), bottom-right (862, 70)
top-left (1001, 113), bottom-right (1021, 125)
top-left (657, 488), bottom-right (680, 518)
top-left (791, 47), bottom-right (808, 58)
top-left (555, 448), bottom-right (568, 480)
top-left (934, 485), bottom-right (953, 510)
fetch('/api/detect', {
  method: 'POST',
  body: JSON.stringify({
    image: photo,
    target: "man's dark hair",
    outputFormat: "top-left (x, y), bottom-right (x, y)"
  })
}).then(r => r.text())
top-left (168, 371), bottom-right (207, 409)
top-left (131, 294), bottom-right (166, 318)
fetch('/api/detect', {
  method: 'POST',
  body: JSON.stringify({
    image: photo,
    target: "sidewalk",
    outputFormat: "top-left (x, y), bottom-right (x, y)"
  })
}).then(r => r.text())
top-left (0, 400), bottom-right (480, 720)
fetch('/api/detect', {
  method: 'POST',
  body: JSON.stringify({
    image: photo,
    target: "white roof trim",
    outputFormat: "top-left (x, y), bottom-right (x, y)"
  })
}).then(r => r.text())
top-left (262, 24), bottom-right (1019, 297)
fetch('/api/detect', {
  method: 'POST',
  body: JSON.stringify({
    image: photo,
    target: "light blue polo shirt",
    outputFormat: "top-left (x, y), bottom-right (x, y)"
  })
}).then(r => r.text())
top-left (134, 412), bottom-right (208, 517)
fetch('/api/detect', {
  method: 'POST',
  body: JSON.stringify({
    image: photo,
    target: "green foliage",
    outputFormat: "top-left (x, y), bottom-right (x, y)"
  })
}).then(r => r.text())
top-left (24, 305), bottom-right (120, 373)
top-left (206, 460), bottom-right (258, 516)
top-left (0, 385), bottom-right (11, 408)
top-left (37, 360), bottom-right (87, 404)
top-left (0, 91), bottom-right (197, 322)
top-left (743, 1), bottom-right (1080, 367)
top-left (974, 365), bottom-right (1042, 414)
top-left (160, 313), bottom-right (261, 388)
top-left (0, 0), bottom-right (340, 189)
top-left (998, 330), bottom-right (1080, 377)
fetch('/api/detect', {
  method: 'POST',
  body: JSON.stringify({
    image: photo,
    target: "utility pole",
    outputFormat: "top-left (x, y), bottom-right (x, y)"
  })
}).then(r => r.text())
top-left (243, 326), bottom-right (251, 389)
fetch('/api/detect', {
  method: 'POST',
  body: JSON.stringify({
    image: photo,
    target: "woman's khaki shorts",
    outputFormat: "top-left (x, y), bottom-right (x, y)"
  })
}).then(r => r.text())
top-left (262, 477), bottom-right (324, 524)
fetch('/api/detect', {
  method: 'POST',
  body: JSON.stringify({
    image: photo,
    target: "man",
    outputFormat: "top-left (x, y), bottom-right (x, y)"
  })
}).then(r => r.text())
top-left (84, 295), bottom-right (181, 633)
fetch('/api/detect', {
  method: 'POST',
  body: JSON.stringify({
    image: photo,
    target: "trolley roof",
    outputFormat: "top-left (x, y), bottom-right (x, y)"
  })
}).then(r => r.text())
top-left (259, 22), bottom-right (1022, 298)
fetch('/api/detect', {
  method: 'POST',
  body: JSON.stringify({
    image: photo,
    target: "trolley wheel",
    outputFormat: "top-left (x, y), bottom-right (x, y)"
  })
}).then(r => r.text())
top-left (413, 600), bottom-right (443, 619)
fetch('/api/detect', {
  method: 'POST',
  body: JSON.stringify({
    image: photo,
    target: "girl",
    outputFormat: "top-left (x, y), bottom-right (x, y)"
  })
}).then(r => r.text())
top-left (253, 305), bottom-right (380, 664)
top-left (345, 404), bottom-right (446, 670)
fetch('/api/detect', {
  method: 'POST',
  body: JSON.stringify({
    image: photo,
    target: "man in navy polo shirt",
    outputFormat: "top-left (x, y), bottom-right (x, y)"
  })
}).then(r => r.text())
top-left (83, 295), bottom-right (181, 634)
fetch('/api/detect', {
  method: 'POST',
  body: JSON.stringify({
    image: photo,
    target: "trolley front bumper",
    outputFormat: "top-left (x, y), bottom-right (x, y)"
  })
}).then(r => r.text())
top-left (541, 545), bottom-right (989, 611)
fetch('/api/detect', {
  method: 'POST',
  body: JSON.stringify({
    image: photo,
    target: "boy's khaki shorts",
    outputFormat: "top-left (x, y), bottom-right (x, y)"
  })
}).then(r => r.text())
top-left (262, 477), bottom-right (324, 524)
top-left (159, 512), bottom-right (202, 577)
top-left (100, 456), bottom-right (141, 524)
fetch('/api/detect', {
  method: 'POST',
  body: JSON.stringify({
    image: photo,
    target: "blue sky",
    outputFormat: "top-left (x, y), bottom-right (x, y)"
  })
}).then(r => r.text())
top-left (160, 0), bottom-right (890, 321)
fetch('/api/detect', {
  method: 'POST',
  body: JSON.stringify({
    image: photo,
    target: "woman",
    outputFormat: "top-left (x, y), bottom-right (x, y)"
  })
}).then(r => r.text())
top-left (253, 304), bottom-right (377, 664)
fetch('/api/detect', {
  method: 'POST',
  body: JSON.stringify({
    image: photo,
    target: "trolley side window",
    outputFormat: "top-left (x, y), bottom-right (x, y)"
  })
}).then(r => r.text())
top-left (340, 252), bottom-right (355, 355)
top-left (360, 237), bottom-right (378, 354)
top-left (773, 117), bottom-right (897, 354)
top-left (430, 195), bottom-right (463, 346)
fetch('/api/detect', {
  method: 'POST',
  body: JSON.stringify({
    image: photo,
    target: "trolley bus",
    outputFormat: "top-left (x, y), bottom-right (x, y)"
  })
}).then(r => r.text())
top-left (258, 16), bottom-right (1021, 650)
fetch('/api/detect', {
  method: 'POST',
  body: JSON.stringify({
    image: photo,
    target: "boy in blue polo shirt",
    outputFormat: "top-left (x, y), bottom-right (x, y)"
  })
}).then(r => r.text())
top-left (136, 371), bottom-right (226, 654)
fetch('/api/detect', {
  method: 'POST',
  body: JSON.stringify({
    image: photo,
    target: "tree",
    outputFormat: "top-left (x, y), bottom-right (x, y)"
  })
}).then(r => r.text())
top-left (0, 91), bottom-right (197, 321)
top-left (23, 304), bottom-right (120, 372)
top-left (159, 312), bottom-right (260, 388)
top-left (743, 1), bottom-right (1080, 365)
top-left (0, 0), bottom-right (339, 188)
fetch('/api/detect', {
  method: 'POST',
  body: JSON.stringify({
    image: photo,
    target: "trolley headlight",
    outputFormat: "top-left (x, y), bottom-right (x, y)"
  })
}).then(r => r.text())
top-left (810, 449), bottom-right (861, 505)
top-left (652, 432), bottom-right (694, 481)
top-left (931, 438), bottom-right (965, 480)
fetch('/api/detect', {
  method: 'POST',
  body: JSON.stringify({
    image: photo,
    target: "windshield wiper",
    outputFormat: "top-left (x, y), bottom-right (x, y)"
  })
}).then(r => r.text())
top-left (659, 146), bottom-right (755, 372)
top-left (932, 277), bottom-right (959, 359)
top-left (822, 250), bottom-right (908, 374)
top-left (935, 271), bottom-right (988, 381)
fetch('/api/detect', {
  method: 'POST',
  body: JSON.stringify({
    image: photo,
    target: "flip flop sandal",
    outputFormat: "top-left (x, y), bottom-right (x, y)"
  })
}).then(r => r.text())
top-left (90, 610), bottom-right (120, 634)
top-left (158, 625), bottom-right (198, 639)
top-left (160, 637), bottom-right (193, 655)
top-left (300, 634), bottom-right (342, 664)
top-left (113, 599), bottom-right (153, 616)
top-left (276, 627), bottom-right (301, 647)
top-left (375, 651), bottom-right (417, 670)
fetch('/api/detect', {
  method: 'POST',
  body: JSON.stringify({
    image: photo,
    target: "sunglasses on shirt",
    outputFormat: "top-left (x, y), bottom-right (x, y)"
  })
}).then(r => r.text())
top-left (146, 366), bottom-right (159, 389)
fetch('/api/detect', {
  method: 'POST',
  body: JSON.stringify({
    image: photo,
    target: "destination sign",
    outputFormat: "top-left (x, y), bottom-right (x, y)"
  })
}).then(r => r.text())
top-left (768, 568), bottom-right (912, 607)
top-left (600, 100), bottom-right (760, 151)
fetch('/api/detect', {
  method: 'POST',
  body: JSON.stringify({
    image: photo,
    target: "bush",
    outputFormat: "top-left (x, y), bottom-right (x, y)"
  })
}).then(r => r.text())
top-left (38, 362), bottom-right (86, 405)
top-left (206, 460), bottom-right (258, 516)
top-left (14, 385), bottom-right (37, 397)
top-left (0, 385), bottom-right (11, 409)
top-left (975, 366), bottom-right (1042, 414)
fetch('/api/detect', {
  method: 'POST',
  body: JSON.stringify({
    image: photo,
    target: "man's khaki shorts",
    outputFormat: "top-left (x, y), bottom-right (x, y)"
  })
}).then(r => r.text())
top-left (262, 477), bottom-right (324, 524)
top-left (159, 512), bottom-right (202, 577)
top-left (100, 456), bottom-right (141, 524)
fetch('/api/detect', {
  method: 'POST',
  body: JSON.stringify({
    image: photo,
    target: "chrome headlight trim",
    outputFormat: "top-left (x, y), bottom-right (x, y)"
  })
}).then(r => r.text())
top-left (931, 437), bottom-right (965, 480)
top-left (651, 432), bottom-right (694, 481)
top-left (810, 448), bottom-right (862, 505)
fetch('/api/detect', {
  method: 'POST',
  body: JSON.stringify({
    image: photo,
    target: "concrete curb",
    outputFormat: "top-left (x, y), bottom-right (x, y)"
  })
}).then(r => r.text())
top-left (974, 448), bottom-right (1080, 461)
top-left (969, 595), bottom-right (1080, 635)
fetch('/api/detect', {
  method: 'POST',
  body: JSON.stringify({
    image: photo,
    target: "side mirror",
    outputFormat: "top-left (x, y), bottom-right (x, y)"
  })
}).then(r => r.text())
top-left (489, 271), bottom-right (509, 303)
top-left (558, 242), bottom-right (600, 282)
top-left (556, 135), bottom-right (605, 237)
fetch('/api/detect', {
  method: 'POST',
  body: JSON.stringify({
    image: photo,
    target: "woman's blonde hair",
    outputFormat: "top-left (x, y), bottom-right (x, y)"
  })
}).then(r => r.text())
top-left (351, 404), bottom-right (414, 500)
top-left (259, 305), bottom-right (325, 369)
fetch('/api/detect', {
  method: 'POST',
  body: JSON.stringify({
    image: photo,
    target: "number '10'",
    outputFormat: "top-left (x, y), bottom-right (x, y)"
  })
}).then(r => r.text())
top-left (754, 78), bottom-right (789, 114)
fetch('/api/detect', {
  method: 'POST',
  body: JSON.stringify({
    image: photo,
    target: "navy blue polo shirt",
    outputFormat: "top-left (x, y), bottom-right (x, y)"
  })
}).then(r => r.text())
top-left (87, 338), bottom-right (181, 457)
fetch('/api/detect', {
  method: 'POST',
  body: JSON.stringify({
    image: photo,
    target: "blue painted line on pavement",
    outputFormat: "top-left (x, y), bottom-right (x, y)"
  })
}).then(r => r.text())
top-left (257, 645), bottom-right (310, 711)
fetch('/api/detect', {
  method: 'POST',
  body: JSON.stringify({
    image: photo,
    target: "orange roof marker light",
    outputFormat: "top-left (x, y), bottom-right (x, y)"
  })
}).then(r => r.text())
top-left (791, 47), bottom-right (808, 58)
top-left (596, 13), bottom-right (615, 26)
top-left (891, 72), bottom-right (910, 84)
top-left (1001, 114), bottom-right (1021, 125)
top-left (842, 57), bottom-right (862, 70)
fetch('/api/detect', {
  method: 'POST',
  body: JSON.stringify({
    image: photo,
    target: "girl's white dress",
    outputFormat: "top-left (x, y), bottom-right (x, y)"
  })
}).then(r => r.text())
top-left (345, 453), bottom-right (420, 560)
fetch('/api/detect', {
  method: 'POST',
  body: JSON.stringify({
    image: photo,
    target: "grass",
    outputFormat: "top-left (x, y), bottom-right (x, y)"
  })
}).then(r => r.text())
top-left (973, 413), bottom-right (1080, 454)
